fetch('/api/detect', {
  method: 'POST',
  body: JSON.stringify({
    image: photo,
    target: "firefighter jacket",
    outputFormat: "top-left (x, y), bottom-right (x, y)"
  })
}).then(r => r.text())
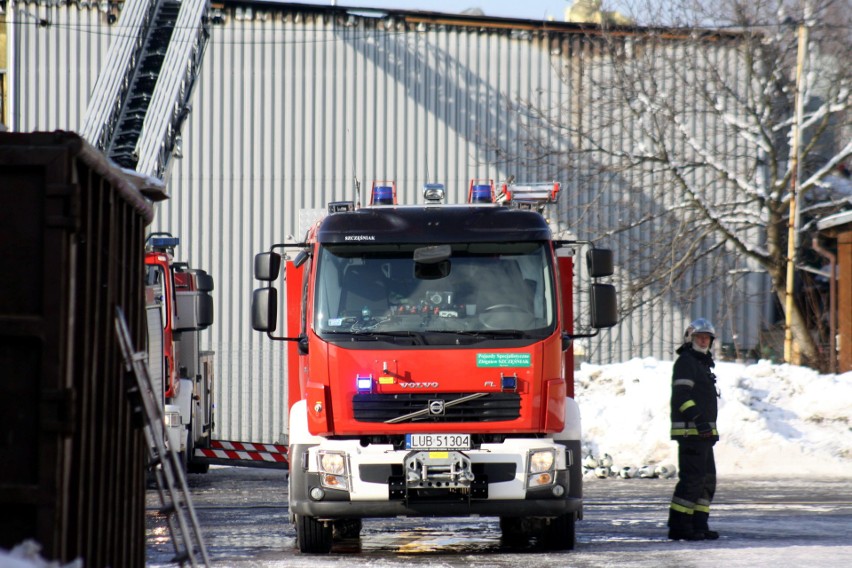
top-left (670, 344), bottom-right (719, 442)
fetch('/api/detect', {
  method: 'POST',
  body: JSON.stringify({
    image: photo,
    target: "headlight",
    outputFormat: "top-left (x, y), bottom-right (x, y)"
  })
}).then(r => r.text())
top-left (529, 449), bottom-right (555, 474)
top-left (318, 451), bottom-right (346, 475)
top-left (317, 451), bottom-right (349, 491)
top-left (164, 411), bottom-right (182, 428)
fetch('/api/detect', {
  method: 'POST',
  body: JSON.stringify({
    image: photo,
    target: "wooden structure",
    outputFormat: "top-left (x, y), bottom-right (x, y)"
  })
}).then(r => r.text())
top-left (817, 210), bottom-right (852, 373)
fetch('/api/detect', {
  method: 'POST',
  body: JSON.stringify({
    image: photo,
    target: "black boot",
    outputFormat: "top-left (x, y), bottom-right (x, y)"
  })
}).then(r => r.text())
top-left (668, 528), bottom-right (706, 541)
top-left (693, 511), bottom-right (719, 540)
top-left (668, 509), bottom-right (705, 541)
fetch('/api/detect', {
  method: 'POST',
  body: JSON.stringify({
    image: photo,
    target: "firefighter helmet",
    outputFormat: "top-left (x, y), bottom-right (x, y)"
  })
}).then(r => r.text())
top-left (684, 318), bottom-right (715, 342)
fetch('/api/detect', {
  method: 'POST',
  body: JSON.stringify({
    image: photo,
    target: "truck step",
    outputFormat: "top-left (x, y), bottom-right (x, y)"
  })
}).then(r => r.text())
top-left (194, 440), bottom-right (289, 469)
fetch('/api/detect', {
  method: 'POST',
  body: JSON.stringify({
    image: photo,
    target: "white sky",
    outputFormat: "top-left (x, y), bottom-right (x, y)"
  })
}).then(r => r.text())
top-left (292, 0), bottom-right (635, 22)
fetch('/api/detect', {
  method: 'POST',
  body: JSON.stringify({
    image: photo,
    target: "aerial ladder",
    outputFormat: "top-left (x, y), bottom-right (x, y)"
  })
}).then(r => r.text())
top-left (81, 0), bottom-right (210, 185)
top-left (82, 1), bottom-right (212, 563)
top-left (82, 0), bottom-right (288, 473)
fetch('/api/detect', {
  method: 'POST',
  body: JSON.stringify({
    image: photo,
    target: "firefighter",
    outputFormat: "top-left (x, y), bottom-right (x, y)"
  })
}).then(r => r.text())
top-left (668, 318), bottom-right (720, 541)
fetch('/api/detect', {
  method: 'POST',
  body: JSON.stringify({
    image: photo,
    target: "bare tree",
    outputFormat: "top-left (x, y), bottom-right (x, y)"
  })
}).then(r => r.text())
top-left (504, 0), bottom-right (851, 366)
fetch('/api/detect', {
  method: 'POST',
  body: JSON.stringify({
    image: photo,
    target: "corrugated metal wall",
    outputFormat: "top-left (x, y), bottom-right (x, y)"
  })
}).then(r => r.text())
top-left (9, 1), bottom-right (769, 444)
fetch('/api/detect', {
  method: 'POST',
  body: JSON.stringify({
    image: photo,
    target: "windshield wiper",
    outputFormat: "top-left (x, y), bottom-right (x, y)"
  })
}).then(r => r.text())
top-left (428, 329), bottom-right (529, 339)
top-left (321, 330), bottom-right (425, 344)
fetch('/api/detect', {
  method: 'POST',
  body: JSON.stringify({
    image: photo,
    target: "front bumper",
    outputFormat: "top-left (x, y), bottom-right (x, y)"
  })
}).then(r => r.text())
top-left (289, 438), bottom-right (582, 520)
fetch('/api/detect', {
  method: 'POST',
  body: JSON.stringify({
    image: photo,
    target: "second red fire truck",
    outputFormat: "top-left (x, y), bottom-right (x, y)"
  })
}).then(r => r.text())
top-left (145, 233), bottom-right (216, 473)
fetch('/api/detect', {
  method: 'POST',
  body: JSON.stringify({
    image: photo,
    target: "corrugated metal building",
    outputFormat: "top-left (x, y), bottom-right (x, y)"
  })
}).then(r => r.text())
top-left (4, 0), bottom-right (770, 444)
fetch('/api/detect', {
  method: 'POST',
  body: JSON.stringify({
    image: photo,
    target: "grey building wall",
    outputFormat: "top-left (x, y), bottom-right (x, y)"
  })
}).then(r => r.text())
top-left (7, 1), bottom-right (770, 444)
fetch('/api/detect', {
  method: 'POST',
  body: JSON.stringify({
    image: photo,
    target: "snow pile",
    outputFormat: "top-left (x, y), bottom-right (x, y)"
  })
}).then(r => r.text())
top-left (0, 541), bottom-right (81, 568)
top-left (576, 358), bottom-right (852, 476)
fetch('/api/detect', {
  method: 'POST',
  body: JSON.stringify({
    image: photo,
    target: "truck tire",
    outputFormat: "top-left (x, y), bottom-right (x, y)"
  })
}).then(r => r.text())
top-left (499, 517), bottom-right (527, 547)
top-left (178, 429), bottom-right (190, 473)
top-left (541, 513), bottom-right (576, 550)
top-left (183, 413), bottom-right (210, 473)
top-left (187, 458), bottom-right (210, 474)
top-left (296, 514), bottom-right (332, 553)
top-left (185, 421), bottom-right (209, 474)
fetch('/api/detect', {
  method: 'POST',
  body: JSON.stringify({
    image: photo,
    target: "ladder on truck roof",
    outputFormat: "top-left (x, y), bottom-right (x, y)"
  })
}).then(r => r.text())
top-left (81, 0), bottom-right (210, 184)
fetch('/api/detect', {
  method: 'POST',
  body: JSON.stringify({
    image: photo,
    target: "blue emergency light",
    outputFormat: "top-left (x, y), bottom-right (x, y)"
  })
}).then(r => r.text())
top-left (472, 184), bottom-right (493, 203)
top-left (372, 185), bottom-right (394, 205)
top-left (468, 179), bottom-right (494, 203)
top-left (150, 236), bottom-right (180, 249)
top-left (501, 374), bottom-right (518, 391)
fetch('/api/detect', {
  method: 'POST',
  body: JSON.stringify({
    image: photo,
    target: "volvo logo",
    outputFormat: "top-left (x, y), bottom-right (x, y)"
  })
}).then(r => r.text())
top-left (428, 399), bottom-right (445, 415)
top-left (400, 382), bottom-right (439, 389)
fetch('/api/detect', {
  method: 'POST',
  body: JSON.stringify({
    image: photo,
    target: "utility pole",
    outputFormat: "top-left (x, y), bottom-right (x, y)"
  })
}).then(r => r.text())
top-left (783, 22), bottom-right (808, 363)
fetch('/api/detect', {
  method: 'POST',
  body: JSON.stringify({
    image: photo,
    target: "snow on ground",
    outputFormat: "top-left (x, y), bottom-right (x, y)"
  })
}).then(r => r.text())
top-left (4, 359), bottom-right (851, 566)
top-left (576, 358), bottom-right (852, 476)
top-left (0, 541), bottom-right (81, 568)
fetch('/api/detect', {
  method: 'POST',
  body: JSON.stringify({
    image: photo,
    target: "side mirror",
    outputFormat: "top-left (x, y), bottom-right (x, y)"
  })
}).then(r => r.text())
top-left (561, 332), bottom-right (573, 352)
top-left (197, 293), bottom-right (214, 328)
top-left (293, 250), bottom-right (310, 268)
top-left (251, 287), bottom-right (278, 332)
top-left (254, 252), bottom-right (282, 281)
top-left (195, 270), bottom-right (214, 292)
top-left (590, 283), bottom-right (617, 328)
top-left (587, 249), bottom-right (614, 278)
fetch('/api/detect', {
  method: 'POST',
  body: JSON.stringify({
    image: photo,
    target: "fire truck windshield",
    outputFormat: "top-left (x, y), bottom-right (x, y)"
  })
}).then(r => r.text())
top-left (314, 242), bottom-right (556, 341)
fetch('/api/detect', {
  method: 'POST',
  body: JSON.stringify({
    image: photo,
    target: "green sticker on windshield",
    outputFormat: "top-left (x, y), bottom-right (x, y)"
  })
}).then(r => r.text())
top-left (476, 353), bottom-right (532, 367)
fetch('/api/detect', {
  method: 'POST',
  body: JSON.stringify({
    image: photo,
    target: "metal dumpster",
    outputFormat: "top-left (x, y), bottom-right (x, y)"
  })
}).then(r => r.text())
top-left (0, 131), bottom-right (154, 567)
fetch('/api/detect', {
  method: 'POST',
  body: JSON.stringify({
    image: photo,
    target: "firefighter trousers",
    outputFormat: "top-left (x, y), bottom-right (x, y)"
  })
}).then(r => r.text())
top-left (668, 438), bottom-right (716, 532)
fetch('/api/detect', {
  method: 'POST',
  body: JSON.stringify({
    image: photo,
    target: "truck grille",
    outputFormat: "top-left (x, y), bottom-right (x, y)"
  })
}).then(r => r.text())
top-left (352, 392), bottom-right (521, 423)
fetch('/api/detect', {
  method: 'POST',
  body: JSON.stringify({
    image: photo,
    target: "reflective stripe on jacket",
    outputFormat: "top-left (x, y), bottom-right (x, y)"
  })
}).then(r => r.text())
top-left (670, 344), bottom-right (719, 441)
top-left (671, 421), bottom-right (719, 437)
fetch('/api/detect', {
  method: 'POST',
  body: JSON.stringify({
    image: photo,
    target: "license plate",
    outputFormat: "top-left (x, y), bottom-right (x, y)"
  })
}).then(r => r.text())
top-left (405, 433), bottom-right (471, 450)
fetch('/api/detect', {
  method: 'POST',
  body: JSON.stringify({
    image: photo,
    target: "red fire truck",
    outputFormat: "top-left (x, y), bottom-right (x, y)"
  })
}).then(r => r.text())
top-left (145, 234), bottom-right (292, 472)
top-left (145, 233), bottom-right (215, 474)
top-left (251, 181), bottom-right (616, 553)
